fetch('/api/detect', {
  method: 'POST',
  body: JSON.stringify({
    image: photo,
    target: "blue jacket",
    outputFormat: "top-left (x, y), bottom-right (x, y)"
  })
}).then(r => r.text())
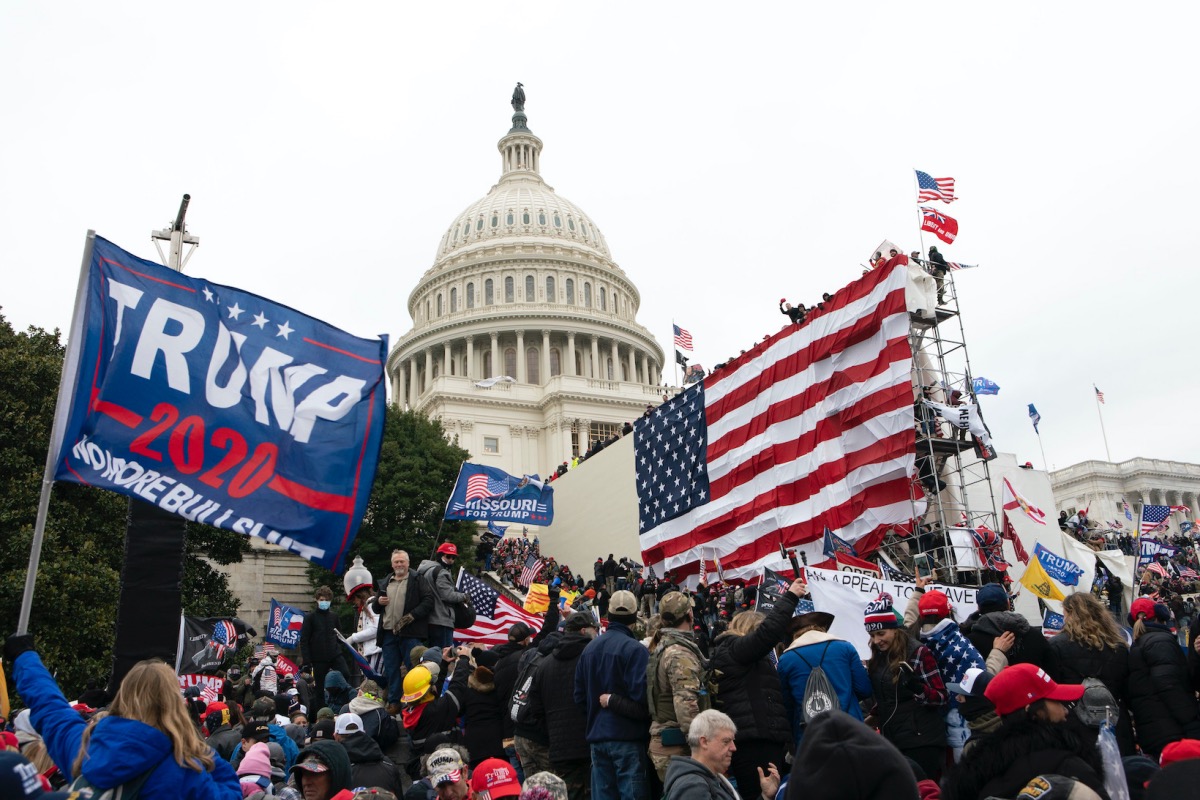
top-left (573, 621), bottom-right (650, 743)
top-left (777, 632), bottom-right (872, 745)
top-left (14, 651), bottom-right (240, 799)
top-left (228, 723), bottom-right (300, 772)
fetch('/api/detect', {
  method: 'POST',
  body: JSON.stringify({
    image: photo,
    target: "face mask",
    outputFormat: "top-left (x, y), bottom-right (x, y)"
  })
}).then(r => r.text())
top-left (318, 600), bottom-right (331, 611)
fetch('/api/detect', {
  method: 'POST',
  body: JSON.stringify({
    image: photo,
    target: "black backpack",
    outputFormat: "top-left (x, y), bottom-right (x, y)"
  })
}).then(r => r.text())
top-left (371, 707), bottom-right (401, 750)
top-left (795, 642), bottom-right (840, 724)
top-left (508, 648), bottom-right (547, 724)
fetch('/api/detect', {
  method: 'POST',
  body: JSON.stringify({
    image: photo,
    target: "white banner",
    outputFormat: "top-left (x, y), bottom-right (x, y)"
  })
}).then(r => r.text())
top-left (1056, 532), bottom-right (1135, 612)
top-left (804, 567), bottom-right (978, 658)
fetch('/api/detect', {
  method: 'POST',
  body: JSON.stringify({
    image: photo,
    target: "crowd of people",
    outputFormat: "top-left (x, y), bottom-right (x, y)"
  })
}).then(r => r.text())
top-left (8, 529), bottom-right (1200, 800)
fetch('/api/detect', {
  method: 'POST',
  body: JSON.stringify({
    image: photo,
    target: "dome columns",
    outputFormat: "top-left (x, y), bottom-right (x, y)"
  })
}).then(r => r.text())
top-left (590, 336), bottom-right (600, 379)
top-left (465, 335), bottom-right (476, 381)
top-left (515, 331), bottom-right (526, 383)
top-left (566, 332), bottom-right (577, 377)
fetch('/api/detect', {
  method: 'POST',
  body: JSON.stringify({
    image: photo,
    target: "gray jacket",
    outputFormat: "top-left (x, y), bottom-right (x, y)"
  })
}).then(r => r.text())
top-left (417, 558), bottom-right (468, 627)
top-left (663, 756), bottom-right (739, 800)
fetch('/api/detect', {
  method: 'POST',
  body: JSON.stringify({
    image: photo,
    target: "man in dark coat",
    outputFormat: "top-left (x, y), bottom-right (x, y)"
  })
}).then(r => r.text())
top-left (927, 245), bottom-right (950, 303)
top-left (300, 585), bottom-right (351, 699)
top-left (602, 554), bottom-right (617, 594)
top-left (493, 591), bottom-right (560, 777)
top-left (529, 612), bottom-right (599, 800)
top-left (960, 583), bottom-right (1050, 669)
top-left (289, 738), bottom-right (353, 800)
top-left (334, 712), bottom-right (404, 794)
top-left (372, 548), bottom-right (435, 712)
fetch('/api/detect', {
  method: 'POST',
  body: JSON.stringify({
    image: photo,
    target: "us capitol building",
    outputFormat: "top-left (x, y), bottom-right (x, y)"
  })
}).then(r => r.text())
top-left (386, 86), bottom-right (666, 477)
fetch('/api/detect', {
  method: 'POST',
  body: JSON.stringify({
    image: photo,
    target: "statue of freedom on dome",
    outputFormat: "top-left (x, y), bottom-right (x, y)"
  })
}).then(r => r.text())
top-left (511, 82), bottom-right (525, 113)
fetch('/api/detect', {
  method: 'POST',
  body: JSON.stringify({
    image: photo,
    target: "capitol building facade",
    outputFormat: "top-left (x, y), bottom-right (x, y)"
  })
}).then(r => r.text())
top-left (386, 93), bottom-right (666, 478)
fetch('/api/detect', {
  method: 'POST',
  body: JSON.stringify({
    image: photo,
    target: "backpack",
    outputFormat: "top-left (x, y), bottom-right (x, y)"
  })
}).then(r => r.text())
top-left (70, 768), bottom-right (154, 799)
top-left (508, 648), bottom-right (547, 724)
top-left (646, 639), bottom-right (717, 717)
top-left (795, 642), bottom-right (840, 724)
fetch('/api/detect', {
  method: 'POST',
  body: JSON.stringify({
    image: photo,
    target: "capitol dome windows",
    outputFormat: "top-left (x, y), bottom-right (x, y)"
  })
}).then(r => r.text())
top-left (485, 279), bottom-right (494, 305)
top-left (525, 275), bottom-right (535, 302)
top-left (550, 348), bottom-right (561, 377)
top-left (599, 287), bottom-right (607, 311)
top-left (450, 287), bottom-right (458, 313)
top-left (546, 276), bottom-right (555, 302)
top-left (522, 211), bottom-right (530, 224)
top-left (504, 348), bottom-right (517, 379)
top-left (491, 214), bottom-right (499, 228)
top-left (538, 211), bottom-right (546, 226)
top-left (584, 282), bottom-right (593, 308)
top-left (467, 282), bottom-right (475, 308)
top-left (463, 222), bottom-right (471, 237)
top-left (506, 212), bottom-right (514, 226)
top-left (565, 278), bottom-right (575, 305)
top-left (553, 214), bottom-right (562, 228)
top-left (437, 294), bottom-right (443, 316)
top-left (476, 217), bottom-right (484, 231)
top-left (527, 347), bottom-right (540, 384)
top-left (505, 277), bottom-right (515, 303)
top-left (483, 351), bottom-right (493, 379)
top-left (567, 218), bottom-right (576, 232)
top-left (581, 222), bottom-right (589, 237)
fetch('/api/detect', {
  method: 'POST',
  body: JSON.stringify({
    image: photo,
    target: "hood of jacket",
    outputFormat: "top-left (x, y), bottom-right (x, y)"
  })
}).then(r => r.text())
top-left (787, 710), bottom-right (919, 800)
top-left (348, 694), bottom-right (384, 717)
top-left (784, 630), bottom-right (840, 653)
top-left (338, 731), bottom-right (385, 764)
top-left (468, 666), bottom-right (496, 693)
top-left (948, 716), bottom-right (1098, 800)
top-left (663, 756), bottom-right (719, 795)
top-left (417, 559), bottom-right (443, 579)
top-left (81, 716), bottom-right (174, 789)
top-left (965, 610), bottom-right (1031, 638)
top-left (554, 632), bottom-right (592, 661)
top-left (325, 668), bottom-right (351, 692)
top-left (294, 739), bottom-right (352, 791)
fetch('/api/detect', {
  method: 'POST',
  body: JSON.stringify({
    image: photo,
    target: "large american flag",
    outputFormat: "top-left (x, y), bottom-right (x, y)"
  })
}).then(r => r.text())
top-left (1140, 504), bottom-right (1171, 534)
top-left (519, 555), bottom-right (543, 587)
top-left (466, 473), bottom-right (508, 501)
top-left (636, 263), bottom-right (915, 583)
top-left (673, 324), bottom-right (694, 351)
top-left (915, 170), bottom-right (957, 203)
top-left (455, 570), bottom-right (543, 646)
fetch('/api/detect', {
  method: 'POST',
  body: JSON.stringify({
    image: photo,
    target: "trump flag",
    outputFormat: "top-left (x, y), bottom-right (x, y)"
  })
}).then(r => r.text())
top-left (444, 463), bottom-right (554, 524)
top-left (52, 236), bottom-right (387, 571)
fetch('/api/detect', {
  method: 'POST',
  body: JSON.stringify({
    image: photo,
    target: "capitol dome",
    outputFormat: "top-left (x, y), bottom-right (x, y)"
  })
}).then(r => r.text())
top-left (387, 86), bottom-right (665, 479)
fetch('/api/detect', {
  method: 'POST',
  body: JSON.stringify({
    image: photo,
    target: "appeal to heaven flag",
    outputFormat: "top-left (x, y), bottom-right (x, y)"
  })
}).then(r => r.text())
top-left (1019, 557), bottom-right (1066, 602)
top-left (444, 463), bottom-right (554, 524)
top-left (920, 207), bottom-right (958, 244)
top-left (636, 262), bottom-right (915, 583)
top-left (53, 237), bottom-right (387, 571)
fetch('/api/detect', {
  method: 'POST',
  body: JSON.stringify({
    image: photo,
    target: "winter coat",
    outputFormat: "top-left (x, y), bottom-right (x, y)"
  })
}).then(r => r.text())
top-left (462, 666), bottom-right (507, 766)
top-left (512, 632), bottom-right (562, 746)
top-left (961, 610), bottom-right (1049, 669)
top-left (778, 632), bottom-right (872, 746)
top-left (294, 740), bottom-right (352, 794)
top-left (206, 724), bottom-right (244, 763)
top-left (1127, 623), bottom-right (1200, 756)
top-left (417, 558), bottom-right (468, 628)
top-left (943, 718), bottom-right (1108, 800)
top-left (530, 632), bottom-right (593, 763)
top-left (229, 724), bottom-right (300, 774)
top-left (370, 571), bottom-right (435, 641)
top-left (574, 620), bottom-right (651, 743)
top-left (1045, 634), bottom-right (1136, 755)
top-left (708, 589), bottom-right (795, 747)
top-left (340, 732), bottom-right (404, 794)
top-left (299, 607), bottom-right (340, 664)
top-left (403, 658), bottom-right (470, 756)
top-left (493, 600), bottom-right (561, 739)
top-left (662, 755), bottom-right (739, 800)
top-left (868, 640), bottom-right (947, 755)
top-left (324, 669), bottom-right (353, 714)
top-left (14, 650), bottom-right (240, 800)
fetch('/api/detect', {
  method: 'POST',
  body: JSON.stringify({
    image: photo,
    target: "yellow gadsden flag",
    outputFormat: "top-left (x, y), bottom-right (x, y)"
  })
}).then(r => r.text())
top-left (524, 583), bottom-right (550, 613)
top-left (1019, 557), bottom-right (1065, 602)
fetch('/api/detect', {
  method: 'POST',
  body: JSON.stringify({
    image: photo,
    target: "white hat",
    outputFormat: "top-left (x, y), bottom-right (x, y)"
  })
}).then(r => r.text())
top-left (334, 712), bottom-right (364, 736)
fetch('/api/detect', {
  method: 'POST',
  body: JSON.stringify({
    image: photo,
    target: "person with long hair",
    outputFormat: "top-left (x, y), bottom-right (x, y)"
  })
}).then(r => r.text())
top-left (1045, 590), bottom-right (1136, 755)
top-left (862, 593), bottom-right (948, 780)
top-left (6, 634), bottom-right (239, 798)
top-left (1126, 597), bottom-right (1200, 758)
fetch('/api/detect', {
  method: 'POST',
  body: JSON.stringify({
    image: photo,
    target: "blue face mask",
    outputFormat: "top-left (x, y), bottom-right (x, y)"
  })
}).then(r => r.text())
top-left (318, 600), bottom-right (331, 611)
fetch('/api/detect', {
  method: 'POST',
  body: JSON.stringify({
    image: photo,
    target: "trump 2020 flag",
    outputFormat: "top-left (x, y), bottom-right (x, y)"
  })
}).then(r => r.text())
top-left (971, 377), bottom-right (1000, 396)
top-left (444, 463), bottom-right (554, 524)
top-left (266, 599), bottom-right (305, 650)
top-left (52, 237), bottom-right (386, 571)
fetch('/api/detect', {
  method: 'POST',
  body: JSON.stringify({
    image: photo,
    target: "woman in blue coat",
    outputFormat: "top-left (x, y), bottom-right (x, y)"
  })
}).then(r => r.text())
top-left (777, 611), bottom-right (872, 746)
top-left (7, 635), bottom-right (240, 799)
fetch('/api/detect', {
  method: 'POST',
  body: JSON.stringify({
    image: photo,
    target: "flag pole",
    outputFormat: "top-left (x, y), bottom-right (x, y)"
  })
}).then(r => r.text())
top-left (1094, 386), bottom-right (1112, 462)
top-left (671, 320), bottom-right (679, 389)
top-left (913, 169), bottom-right (927, 257)
top-left (1036, 430), bottom-right (1049, 474)
top-left (17, 230), bottom-right (96, 635)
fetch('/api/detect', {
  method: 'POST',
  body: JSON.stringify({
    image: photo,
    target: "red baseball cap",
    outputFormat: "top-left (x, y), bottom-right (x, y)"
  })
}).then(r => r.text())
top-left (436, 542), bottom-right (459, 557)
top-left (917, 589), bottom-right (951, 619)
top-left (469, 757), bottom-right (522, 798)
top-left (984, 663), bottom-right (1085, 716)
top-left (1159, 738), bottom-right (1200, 767)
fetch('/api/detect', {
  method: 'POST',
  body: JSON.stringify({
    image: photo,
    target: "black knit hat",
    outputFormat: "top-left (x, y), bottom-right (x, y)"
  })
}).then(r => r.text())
top-left (787, 710), bottom-right (918, 799)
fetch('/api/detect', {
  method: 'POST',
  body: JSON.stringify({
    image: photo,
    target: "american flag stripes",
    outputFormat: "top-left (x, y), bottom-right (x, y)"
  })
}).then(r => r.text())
top-left (915, 170), bottom-right (957, 203)
top-left (636, 263), bottom-right (915, 582)
top-left (455, 570), bottom-right (544, 646)
top-left (1094, 385), bottom-right (1105, 404)
top-left (1140, 505), bottom-right (1171, 534)
top-left (1180, 567), bottom-right (1199, 581)
top-left (466, 473), bottom-right (508, 501)
top-left (947, 262), bottom-right (978, 271)
top-left (519, 555), bottom-right (543, 587)
top-left (673, 324), bottom-right (694, 351)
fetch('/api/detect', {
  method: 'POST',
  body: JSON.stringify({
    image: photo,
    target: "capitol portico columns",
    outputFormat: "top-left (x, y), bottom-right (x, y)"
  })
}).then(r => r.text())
top-left (610, 340), bottom-right (619, 381)
top-left (443, 343), bottom-right (451, 378)
top-left (516, 331), bottom-right (526, 383)
top-left (490, 332), bottom-right (500, 380)
top-left (408, 359), bottom-right (417, 407)
top-left (640, 354), bottom-right (648, 386)
top-left (627, 347), bottom-right (636, 385)
top-left (567, 333), bottom-right (577, 376)
top-left (541, 330), bottom-right (551, 384)
top-left (465, 335), bottom-right (475, 380)
top-left (590, 336), bottom-right (600, 379)
top-left (395, 368), bottom-right (406, 409)
top-left (424, 349), bottom-right (433, 392)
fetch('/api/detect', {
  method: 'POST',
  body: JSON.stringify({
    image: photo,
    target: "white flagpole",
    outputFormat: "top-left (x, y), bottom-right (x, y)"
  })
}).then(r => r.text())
top-left (17, 230), bottom-right (96, 635)
top-left (913, 169), bottom-right (927, 257)
top-left (1035, 430), bottom-right (1049, 474)
top-left (671, 320), bottom-right (679, 389)
top-left (1094, 387), bottom-right (1112, 462)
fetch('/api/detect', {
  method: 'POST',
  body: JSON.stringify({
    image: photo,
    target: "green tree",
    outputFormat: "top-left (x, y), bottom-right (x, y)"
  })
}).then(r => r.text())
top-left (0, 310), bottom-right (246, 697)
top-left (308, 405), bottom-right (478, 594)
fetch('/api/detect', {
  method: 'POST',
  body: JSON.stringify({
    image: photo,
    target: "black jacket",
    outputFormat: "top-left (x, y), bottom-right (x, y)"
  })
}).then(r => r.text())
top-left (341, 732), bottom-right (404, 795)
top-left (370, 571), bottom-right (435, 641)
top-left (1127, 624), bottom-right (1200, 756)
top-left (868, 641), bottom-right (946, 754)
top-left (1045, 634), bottom-right (1135, 755)
top-left (529, 632), bottom-right (593, 763)
top-left (709, 590), bottom-right (795, 747)
top-left (943, 717), bottom-right (1108, 800)
top-left (492, 598), bottom-right (560, 739)
top-left (603, 558), bottom-right (617, 578)
top-left (404, 660), bottom-right (470, 756)
top-left (512, 632), bottom-right (562, 745)
top-left (462, 666), bottom-right (507, 766)
top-left (299, 608), bottom-right (340, 664)
top-left (961, 610), bottom-right (1049, 669)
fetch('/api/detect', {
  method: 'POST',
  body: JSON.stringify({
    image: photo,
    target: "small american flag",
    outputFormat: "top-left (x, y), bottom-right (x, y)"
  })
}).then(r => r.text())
top-left (915, 170), bottom-right (957, 203)
top-left (1140, 505), bottom-right (1172, 534)
top-left (1094, 385), bottom-right (1105, 404)
top-left (1180, 567), bottom-right (1199, 581)
top-left (1170, 505), bottom-right (1191, 515)
top-left (519, 555), bottom-right (544, 587)
top-left (200, 684), bottom-right (219, 704)
top-left (1144, 561), bottom-right (1170, 579)
top-left (947, 262), bottom-right (978, 271)
top-left (466, 473), bottom-right (508, 501)
top-left (456, 570), bottom-right (544, 646)
top-left (673, 324), bottom-right (693, 351)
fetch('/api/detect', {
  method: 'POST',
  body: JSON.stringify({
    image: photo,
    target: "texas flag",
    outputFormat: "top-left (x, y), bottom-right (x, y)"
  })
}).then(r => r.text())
top-left (920, 207), bottom-right (958, 245)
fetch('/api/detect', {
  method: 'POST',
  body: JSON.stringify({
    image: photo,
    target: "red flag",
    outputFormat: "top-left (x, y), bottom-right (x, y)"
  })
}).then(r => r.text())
top-left (1002, 513), bottom-right (1031, 565)
top-left (920, 207), bottom-right (958, 244)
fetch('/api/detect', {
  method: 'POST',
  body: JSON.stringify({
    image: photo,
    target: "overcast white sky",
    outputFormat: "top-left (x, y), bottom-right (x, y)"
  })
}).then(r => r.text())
top-left (3, 3), bottom-right (1195, 473)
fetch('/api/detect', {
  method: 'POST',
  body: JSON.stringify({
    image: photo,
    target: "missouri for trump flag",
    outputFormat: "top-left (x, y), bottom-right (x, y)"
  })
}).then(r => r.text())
top-left (635, 262), bottom-right (915, 583)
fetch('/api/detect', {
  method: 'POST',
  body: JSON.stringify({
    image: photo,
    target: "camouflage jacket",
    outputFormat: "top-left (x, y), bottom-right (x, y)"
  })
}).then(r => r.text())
top-left (648, 628), bottom-right (705, 735)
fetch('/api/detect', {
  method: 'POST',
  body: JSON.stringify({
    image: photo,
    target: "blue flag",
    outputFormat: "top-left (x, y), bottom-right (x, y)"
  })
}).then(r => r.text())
top-left (52, 237), bottom-right (387, 571)
top-left (266, 599), bottom-right (306, 650)
top-left (1033, 542), bottom-right (1086, 587)
top-left (444, 463), bottom-right (554, 524)
top-left (822, 526), bottom-right (858, 558)
top-left (971, 377), bottom-right (1000, 396)
top-left (1043, 609), bottom-right (1065, 637)
top-left (486, 521), bottom-right (509, 537)
top-left (1028, 403), bottom-right (1041, 433)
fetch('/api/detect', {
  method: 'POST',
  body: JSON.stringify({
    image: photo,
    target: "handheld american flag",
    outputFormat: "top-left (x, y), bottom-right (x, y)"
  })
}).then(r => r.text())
top-left (1140, 505), bottom-right (1171, 534)
top-left (636, 263), bottom-right (915, 583)
top-left (455, 569), bottom-right (544, 647)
